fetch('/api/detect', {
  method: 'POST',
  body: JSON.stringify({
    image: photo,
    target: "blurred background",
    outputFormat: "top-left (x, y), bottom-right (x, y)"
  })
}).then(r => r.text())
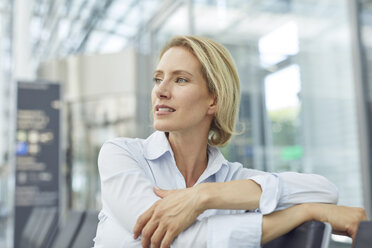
top-left (1, 0), bottom-right (372, 247)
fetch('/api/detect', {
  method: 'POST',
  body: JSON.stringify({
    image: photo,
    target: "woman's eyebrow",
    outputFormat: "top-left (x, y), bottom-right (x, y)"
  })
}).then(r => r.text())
top-left (153, 70), bottom-right (193, 77)
top-left (154, 70), bottom-right (194, 77)
top-left (154, 70), bottom-right (163, 75)
top-left (172, 70), bottom-right (193, 77)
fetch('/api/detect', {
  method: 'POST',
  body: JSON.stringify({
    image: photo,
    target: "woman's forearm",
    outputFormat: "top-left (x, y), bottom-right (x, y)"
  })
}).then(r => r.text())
top-left (261, 204), bottom-right (311, 244)
top-left (261, 203), bottom-right (368, 244)
top-left (196, 180), bottom-right (262, 211)
top-left (195, 172), bottom-right (340, 214)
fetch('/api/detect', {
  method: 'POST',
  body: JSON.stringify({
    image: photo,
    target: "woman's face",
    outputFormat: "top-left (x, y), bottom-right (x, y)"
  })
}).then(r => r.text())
top-left (151, 46), bottom-right (216, 134)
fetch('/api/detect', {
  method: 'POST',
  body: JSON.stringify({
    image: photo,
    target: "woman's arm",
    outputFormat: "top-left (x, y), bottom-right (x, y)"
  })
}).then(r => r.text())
top-left (261, 204), bottom-right (311, 244)
top-left (135, 184), bottom-right (366, 247)
top-left (303, 203), bottom-right (367, 239)
top-left (197, 179), bottom-right (263, 210)
top-left (275, 172), bottom-right (339, 209)
top-left (195, 172), bottom-right (339, 212)
top-left (133, 184), bottom-right (264, 248)
top-left (133, 179), bottom-right (263, 247)
top-left (261, 203), bottom-right (367, 244)
top-left (99, 141), bottom-right (263, 248)
top-left (98, 141), bottom-right (160, 232)
top-left (233, 168), bottom-right (339, 214)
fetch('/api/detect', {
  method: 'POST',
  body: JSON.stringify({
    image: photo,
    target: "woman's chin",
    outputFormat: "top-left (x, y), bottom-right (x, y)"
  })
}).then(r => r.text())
top-left (153, 123), bottom-right (172, 132)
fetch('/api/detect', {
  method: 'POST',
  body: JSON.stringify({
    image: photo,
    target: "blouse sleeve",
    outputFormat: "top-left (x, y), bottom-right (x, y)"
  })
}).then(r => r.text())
top-left (98, 141), bottom-right (263, 248)
top-left (171, 212), bottom-right (262, 248)
top-left (232, 165), bottom-right (339, 214)
top-left (98, 140), bottom-right (160, 232)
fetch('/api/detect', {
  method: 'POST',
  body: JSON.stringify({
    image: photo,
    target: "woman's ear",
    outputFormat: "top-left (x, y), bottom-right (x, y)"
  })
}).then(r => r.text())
top-left (208, 96), bottom-right (217, 115)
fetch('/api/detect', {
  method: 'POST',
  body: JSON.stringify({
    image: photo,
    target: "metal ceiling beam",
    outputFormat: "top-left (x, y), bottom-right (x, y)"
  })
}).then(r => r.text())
top-left (135, 0), bottom-right (184, 36)
top-left (94, 0), bottom-right (141, 52)
top-left (74, 0), bottom-right (115, 53)
top-left (57, 0), bottom-right (91, 55)
top-left (38, 0), bottom-right (65, 63)
top-left (32, 0), bottom-right (57, 55)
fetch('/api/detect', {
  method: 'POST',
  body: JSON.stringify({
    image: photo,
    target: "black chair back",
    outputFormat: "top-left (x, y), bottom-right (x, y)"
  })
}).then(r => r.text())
top-left (20, 207), bottom-right (58, 248)
top-left (71, 211), bottom-right (99, 248)
top-left (263, 221), bottom-right (331, 248)
top-left (51, 210), bottom-right (85, 248)
top-left (34, 207), bottom-right (58, 248)
top-left (354, 221), bottom-right (372, 248)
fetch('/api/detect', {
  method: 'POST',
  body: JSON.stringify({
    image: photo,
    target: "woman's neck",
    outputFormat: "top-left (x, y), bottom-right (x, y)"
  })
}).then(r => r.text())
top-left (168, 130), bottom-right (209, 188)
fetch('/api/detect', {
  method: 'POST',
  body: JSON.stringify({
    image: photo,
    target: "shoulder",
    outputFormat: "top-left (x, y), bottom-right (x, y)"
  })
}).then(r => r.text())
top-left (98, 131), bottom-right (167, 165)
top-left (98, 136), bottom-right (147, 164)
top-left (99, 131), bottom-right (166, 157)
top-left (97, 137), bottom-right (148, 180)
top-left (101, 137), bottom-right (145, 152)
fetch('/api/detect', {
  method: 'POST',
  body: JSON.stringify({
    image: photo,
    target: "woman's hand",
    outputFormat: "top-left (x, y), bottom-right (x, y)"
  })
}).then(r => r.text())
top-left (132, 179), bottom-right (261, 248)
top-left (307, 203), bottom-right (368, 239)
top-left (133, 187), bottom-right (205, 248)
top-left (262, 203), bottom-right (368, 244)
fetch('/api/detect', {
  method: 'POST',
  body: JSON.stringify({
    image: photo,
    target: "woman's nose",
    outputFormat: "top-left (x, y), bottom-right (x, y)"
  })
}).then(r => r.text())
top-left (155, 80), bottom-right (171, 99)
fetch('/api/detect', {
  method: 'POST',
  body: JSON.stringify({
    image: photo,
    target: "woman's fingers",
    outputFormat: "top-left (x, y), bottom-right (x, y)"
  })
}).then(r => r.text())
top-left (141, 216), bottom-right (160, 248)
top-left (134, 187), bottom-right (201, 246)
top-left (350, 208), bottom-right (367, 239)
top-left (133, 204), bottom-right (156, 239)
top-left (150, 223), bottom-right (167, 248)
top-left (160, 225), bottom-right (183, 248)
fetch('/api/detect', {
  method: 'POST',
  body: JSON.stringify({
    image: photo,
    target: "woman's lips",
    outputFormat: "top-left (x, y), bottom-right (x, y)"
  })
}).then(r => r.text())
top-left (158, 107), bottom-right (175, 112)
top-left (155, 105), bottom-right (176, 115)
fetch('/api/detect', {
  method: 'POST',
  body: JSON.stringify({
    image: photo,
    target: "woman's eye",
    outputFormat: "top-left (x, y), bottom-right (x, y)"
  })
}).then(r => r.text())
top-left (176, 78), bottom-right (187, 83)
top-left (153, 78), bottom-right (162, 84)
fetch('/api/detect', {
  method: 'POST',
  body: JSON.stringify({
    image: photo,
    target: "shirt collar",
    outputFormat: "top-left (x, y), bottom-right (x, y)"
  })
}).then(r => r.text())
top-left (143, 131), bottom-right (229, 175)
top-left (207, 145), bottom-right (228, 168)
top-left (197, 145), bottom-right (229, 182)
top-left (143, 131), bottom-right (173, 160)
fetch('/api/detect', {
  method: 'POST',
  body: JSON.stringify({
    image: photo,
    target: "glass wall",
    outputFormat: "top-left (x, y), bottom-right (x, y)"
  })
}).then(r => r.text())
top-left (145, 0), bottom-right (364, 207)
top-left (31, 1), bottom-right (369, 224)
top-left (1, 0), bottom-right (371, 247)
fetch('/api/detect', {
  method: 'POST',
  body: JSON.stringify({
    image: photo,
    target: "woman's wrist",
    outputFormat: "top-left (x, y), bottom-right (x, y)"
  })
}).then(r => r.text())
top-left (195, 180), bottom-right (262, 211)
top-left (262, 204), bottom-right (315, 244)
top-left (301, 203), bottom-right (329, 223)
top-left (195, 183), bottom-right (213, 212)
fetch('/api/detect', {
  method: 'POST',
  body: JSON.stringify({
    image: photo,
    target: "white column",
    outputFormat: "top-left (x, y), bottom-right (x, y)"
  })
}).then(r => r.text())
top-left (0, 10), bottom-right (4, 166)
top-left (13, 0), bottom-right (34, 80)
top-left (9, 2), bottom-right (34, 247)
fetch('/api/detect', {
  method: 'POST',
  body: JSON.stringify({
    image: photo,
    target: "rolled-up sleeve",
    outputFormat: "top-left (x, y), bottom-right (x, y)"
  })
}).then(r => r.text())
top-left (232, 165), bottom-right (339, 215)
top-left (275, 172), bottom-right (339, 210)
top-left (250, 174), bottom-right (280, 214)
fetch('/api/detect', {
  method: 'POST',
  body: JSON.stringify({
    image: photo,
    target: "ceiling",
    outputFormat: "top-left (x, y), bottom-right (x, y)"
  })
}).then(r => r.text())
top-left (1, 0), bottom-right (372, 69)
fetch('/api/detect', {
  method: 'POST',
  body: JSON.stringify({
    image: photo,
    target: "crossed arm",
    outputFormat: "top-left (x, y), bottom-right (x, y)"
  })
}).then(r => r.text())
top-left (98, 141), bottom-right (367, 248)
top-left (133, 180), bottom-right (367, 248)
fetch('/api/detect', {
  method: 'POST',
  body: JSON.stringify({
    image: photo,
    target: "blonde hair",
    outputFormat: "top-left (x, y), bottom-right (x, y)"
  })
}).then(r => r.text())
top-left (159, 36), bottom-right (241, 147)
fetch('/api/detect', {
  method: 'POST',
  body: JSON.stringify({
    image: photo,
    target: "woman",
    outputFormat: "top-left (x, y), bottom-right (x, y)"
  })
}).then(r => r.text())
top-left (94, 36), bottom-right (367, 248)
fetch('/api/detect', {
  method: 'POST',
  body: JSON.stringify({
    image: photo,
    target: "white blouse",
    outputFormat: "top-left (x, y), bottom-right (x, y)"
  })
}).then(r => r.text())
top-left (93, 131), bottom-right (338, 248)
